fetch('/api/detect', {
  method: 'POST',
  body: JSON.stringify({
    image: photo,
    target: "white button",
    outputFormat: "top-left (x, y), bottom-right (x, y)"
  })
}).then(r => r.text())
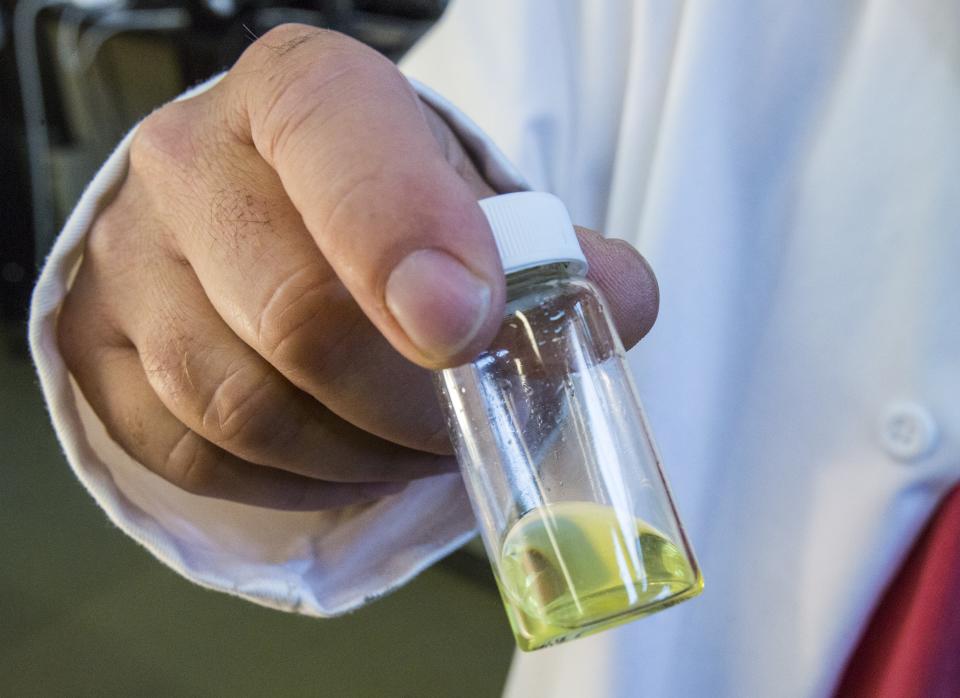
top-left (879, 402), bottom-right (939, 462)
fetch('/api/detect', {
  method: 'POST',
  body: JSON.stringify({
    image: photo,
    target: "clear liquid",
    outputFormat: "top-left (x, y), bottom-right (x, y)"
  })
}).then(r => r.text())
top-left (498, 501), bottom-right (703, 651)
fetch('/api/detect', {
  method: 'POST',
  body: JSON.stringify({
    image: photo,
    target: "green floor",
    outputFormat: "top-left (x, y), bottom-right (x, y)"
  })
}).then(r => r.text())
top-left (0, 328), bottom-right (513, 697)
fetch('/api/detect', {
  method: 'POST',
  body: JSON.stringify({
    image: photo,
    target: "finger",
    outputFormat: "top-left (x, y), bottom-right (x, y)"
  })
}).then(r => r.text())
top-left (136, 150), bottom-right (653, 458)
top-left (220, 25), bottom-right (506, 368)
top-left (58, 284), bottom-right (406, 510)
top-left (575, 227), bottom-right (659, 349)
top-left (112, 253), bottom-right (452, 482)
top-left (76, 348), bottom-right (406, 510)
top-left (128, 123), bottom-right (452, 453)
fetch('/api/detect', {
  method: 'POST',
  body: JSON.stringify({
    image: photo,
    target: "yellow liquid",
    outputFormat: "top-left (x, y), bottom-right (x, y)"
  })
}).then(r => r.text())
top-left (498, 501), bottom-right (703, 651)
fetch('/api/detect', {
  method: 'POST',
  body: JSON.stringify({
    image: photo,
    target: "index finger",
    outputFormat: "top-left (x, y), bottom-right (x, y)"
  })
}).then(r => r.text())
top-left (219, 25), bottom-right (505, 368)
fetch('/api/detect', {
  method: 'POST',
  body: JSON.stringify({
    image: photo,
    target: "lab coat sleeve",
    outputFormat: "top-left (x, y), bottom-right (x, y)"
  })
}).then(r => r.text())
top-left (28, 71), bottom-right (529, 617)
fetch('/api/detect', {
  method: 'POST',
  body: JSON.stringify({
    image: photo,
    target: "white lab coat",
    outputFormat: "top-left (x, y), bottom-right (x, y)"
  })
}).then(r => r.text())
top-left (29, 1), bottom-right (960, 696)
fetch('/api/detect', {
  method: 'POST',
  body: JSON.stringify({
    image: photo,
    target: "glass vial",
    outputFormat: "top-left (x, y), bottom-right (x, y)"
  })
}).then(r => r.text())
top-left (436, 193), bottom-right (703, 651)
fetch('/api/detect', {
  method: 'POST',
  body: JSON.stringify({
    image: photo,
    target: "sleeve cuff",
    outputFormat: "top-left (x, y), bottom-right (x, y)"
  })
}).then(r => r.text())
top-left (28, 71), bottom-right (526, 616)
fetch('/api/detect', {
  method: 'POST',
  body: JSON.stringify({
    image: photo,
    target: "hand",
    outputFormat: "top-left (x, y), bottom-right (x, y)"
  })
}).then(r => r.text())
top-left (57, 25), bottom-right (659, 511)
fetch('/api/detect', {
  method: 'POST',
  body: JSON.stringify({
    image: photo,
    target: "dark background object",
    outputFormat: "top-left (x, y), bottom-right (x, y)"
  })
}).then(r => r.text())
top-left (1, 2), bottom-right (35, 330)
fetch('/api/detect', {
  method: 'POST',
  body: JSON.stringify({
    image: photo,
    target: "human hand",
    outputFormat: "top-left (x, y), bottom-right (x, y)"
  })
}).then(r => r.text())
top-left (57, 25), bottom-right (659, 510)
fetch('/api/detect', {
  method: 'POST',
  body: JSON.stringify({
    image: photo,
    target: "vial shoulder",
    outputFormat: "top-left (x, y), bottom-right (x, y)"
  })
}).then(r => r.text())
top-left (505, 272), bottom-right (607, 317)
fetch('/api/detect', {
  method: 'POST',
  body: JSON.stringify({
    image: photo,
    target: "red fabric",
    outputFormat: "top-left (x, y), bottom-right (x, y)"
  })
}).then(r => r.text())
top-left (835, 484), bottom-right (960, 698)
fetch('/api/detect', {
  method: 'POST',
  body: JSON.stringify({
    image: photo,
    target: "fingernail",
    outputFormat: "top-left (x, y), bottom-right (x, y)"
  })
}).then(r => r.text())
top-left (386, 249), bottom-right (491, 361)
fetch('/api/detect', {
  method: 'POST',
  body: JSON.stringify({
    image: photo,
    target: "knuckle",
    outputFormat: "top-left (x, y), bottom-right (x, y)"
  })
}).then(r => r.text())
top-left (252, 23), bottom-right (331, 56)
top-left (199, 363), bottom-right (298, 453)
top-left (58, 251), bottom-right (127, 373)
top-left (141, 335), bottom-right (224, 429)
top-left (86, 200), bottom-right (138, 263)
top-left (241, 24), bottom-right (354, 70)
top-left (130, 101), bottom-right (199, 173)
top-left (239, 26), bottom-right (398, 163)
top-left (139, 330), bottom-right (197, 405)
top-left (256, 275), bottom-right (361, 390)
top-left (163, 429), bottom-right (220, 496)
top-left (256, 266), bottom-right (325, 352)
top-left (141, 334), bottom-right (302, 459)
top-left (84, 150), bottom-right (178, 268)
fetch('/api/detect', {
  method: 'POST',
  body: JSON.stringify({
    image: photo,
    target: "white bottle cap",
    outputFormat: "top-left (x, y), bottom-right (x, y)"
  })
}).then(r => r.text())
top-left (479, 192), bottom-right (588, 276)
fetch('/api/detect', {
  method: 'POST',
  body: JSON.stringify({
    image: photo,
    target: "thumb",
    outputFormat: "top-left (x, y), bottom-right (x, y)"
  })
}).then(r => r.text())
top-left (226, 26), bottom-right (505, 369)
top-left (575, 227), bottom-right (660, 349)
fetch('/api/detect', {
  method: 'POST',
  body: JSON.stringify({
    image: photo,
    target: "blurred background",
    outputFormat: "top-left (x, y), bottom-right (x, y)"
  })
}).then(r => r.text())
top-left (0, 1), bottom-right (514, 695)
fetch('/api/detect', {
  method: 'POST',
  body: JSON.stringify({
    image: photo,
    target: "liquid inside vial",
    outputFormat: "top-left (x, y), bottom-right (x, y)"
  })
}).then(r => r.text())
top-left (498, 501), bottom-right (702, 651)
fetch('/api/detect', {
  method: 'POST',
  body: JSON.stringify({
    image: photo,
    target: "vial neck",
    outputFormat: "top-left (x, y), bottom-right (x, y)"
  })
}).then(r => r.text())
top-left (505, 263), bottom-right (576, 302)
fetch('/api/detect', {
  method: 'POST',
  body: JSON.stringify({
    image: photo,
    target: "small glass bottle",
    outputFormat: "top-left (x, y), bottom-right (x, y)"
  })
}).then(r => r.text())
top-left (436, 192), bottom-right (703, 651)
